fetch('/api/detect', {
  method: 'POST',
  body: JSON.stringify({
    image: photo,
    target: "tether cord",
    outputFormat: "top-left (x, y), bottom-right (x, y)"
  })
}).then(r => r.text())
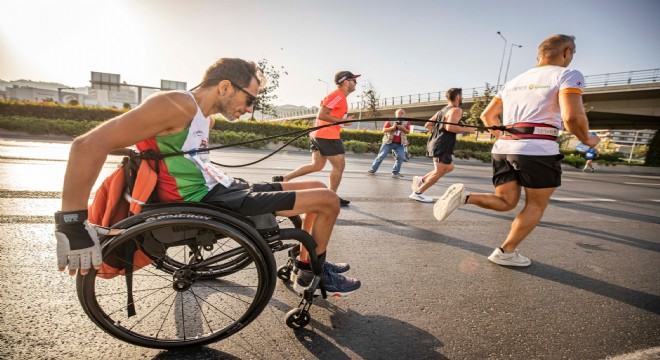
top-left (148, 117), bottom-right (509, 168)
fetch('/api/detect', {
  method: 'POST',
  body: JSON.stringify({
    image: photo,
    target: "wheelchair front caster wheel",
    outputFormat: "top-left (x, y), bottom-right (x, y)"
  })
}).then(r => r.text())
top-left (277, 265), bottom-right (292, 282)
top-left (285, 308), bottom-right (310, 329)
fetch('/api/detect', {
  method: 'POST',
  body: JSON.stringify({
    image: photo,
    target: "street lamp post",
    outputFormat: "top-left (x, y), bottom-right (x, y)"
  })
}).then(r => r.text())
top-left (317, 79), bottom-right (328, 95)
top-left (495, 31), bottom-right (508, 93)
top-left (503, 43), bottom-right (523, 84)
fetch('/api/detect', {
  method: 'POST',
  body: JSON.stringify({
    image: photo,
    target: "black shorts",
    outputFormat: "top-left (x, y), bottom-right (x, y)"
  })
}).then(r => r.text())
top-left (492, 154), bottom-right (564, 189)
top-left (434, 152), bottom-right (453, 164)
top-left (201, 179), bottom-right (296, 216)
top-left (310, 138), bottom-right (345, 156)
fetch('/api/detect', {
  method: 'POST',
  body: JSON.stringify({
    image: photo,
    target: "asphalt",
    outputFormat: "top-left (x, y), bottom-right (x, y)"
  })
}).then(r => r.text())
top-left (0, 136), bottom-right (659, 359)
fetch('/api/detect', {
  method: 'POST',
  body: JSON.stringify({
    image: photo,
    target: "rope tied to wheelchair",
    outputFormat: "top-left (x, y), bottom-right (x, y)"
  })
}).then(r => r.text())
top-left (128, 118), bottom-right (558, 168)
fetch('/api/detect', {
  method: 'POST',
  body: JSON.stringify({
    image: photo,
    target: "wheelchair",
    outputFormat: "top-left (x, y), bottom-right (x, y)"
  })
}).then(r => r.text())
top-left (76, 202), bottom-right (325, 349)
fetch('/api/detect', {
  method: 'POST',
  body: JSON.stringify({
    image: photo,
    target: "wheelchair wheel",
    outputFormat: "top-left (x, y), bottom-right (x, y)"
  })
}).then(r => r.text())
top-left (156, 236), bottom-right (253, 280)
top-left (157, 215), bottom-right (302, 279)
top-left (77, 215), bottom-right (276, 349)
top-left (285, 308), bottom-right (310, 329)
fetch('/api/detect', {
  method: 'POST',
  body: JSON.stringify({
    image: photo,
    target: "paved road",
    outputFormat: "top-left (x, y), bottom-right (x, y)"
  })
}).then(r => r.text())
top-left (1, 136), bottom-right (659, 359)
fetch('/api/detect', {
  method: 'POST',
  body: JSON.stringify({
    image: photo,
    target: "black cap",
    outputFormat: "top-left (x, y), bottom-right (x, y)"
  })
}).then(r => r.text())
top-left (334, 71), bottom-right (361, 85)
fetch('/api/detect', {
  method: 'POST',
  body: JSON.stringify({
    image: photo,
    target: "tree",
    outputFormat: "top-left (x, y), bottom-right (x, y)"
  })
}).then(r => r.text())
top-left (253, 58), bottom-right (287, 120)
top-left (464, 83), bottom-right (494, 140)
top-left (123, 102), bottom-right (132, 110)
top-left (67, 99), bottom-right (79, 106)
top-left (597, 137), bottom-right (618, 153)
top-left (644, 130), bottom-right (660, 166)
top-left (362, 81), bottom-right (381, 128)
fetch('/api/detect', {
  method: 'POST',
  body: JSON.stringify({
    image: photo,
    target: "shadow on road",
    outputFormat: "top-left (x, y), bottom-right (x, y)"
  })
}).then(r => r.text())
top-left (346, 207), bottom-right (660, 315)
top-left (293, 302), bottom-right (447, 359)
top-left (153, 347), bottom-right (241, 360)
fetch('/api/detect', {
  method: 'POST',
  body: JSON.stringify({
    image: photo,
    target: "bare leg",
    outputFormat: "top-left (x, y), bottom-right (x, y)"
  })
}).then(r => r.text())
top-left (500, 187), bottom-right (555, 252)
top-left (283, 151), bottom-right (326, 182)
top-left (277, 180), bottom-right (338, 261)
top-left (466, 180), bottom-right (521, 212)
top-left (326, 154), bottom-right (346, 193)
top-left (418, 162), bottom-right (453, 194)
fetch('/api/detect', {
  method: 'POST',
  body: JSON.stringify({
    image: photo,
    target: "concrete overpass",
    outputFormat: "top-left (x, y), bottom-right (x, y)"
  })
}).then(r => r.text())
top-left (268, 69), bottom-right (660, 130)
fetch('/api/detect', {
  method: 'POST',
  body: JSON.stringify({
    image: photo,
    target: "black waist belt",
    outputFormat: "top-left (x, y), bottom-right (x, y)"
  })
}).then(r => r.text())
top-left (500, 122), bottom-right (559, 141)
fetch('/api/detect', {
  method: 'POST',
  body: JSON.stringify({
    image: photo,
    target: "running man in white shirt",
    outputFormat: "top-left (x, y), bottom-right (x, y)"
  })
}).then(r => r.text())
top-left (433, 34), bottom-right (600, 267)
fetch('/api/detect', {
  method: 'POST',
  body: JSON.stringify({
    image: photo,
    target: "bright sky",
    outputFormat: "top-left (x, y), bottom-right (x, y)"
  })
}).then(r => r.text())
top-left (2, 0), bottom-right (659, 107)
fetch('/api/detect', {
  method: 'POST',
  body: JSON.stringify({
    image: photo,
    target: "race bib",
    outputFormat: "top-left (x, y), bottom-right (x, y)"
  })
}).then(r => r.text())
top-left (191, 156), bottom-right (234, 188)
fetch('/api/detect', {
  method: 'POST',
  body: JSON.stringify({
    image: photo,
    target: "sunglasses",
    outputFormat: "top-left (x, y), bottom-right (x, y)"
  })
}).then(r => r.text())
top-left (229, 80), bottom-right (258, 107)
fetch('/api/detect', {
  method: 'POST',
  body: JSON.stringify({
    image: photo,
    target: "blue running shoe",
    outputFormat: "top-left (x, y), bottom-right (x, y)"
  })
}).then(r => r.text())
top-left (293, 267), bottom-right (361, 297)
top-left (324, 260), bottom-right (350, 274)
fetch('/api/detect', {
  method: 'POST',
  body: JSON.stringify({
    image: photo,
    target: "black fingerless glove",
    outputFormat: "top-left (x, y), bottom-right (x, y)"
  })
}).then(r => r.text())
top-left (54, 210), bottom-right (95, 250)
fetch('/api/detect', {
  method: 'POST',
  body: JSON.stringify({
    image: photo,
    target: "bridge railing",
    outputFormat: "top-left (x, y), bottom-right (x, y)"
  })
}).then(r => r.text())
top-left (583, 68), bottom-right (659, 87)
top-left (265, 68), bottom-right (659, 120)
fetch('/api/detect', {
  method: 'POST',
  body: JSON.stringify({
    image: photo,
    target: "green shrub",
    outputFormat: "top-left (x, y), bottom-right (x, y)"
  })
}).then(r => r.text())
top-left (563, 154), bottom-right (586, 168)
top-left (0, 99), bottom-right (125, 121)
top-left (343, 140), bottom-right (369, 153)
top-left (209, 130), bottom-right (267, 149)
top-left (0, 116), bottom-right (101, 136)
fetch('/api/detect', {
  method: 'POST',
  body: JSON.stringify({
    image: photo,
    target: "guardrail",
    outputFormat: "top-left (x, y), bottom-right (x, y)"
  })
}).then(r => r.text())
top-left (265, 68), bottom-right (660, 120)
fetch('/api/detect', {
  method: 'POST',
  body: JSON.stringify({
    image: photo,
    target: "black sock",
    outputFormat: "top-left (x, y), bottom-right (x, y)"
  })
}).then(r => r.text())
top-left (500, 247), bottom-right (506, 253)
top-left (465, 195), bottom-right (470, 203)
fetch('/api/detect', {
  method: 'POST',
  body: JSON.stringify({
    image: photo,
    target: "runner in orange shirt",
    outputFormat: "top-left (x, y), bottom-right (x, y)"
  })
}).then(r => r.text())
top-left (273, 71), bottom-right (359, 207)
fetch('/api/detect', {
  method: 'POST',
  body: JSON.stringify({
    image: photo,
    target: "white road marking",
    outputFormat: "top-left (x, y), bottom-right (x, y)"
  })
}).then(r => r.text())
top-left (552, 198), bottom-right (616, 202)
top-left (623, 182), bottom-right (660, 186)
top-left (624, 175), bottom-right (660, 180)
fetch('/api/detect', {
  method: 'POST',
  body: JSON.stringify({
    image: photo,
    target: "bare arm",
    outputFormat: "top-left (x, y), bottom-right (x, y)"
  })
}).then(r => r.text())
top-left (424, 112), bottom-right (438, 131)
top-left (559, 93), bottom-right (600, 148)
top-left (317, 106), bottom-right (354, 123)
top-left (400, 121), bottom-right (411, 134)
top-left (480, 99), bottom-right (504, 138)
top-left (61, 92), bottom-right (196, 211)
top-left (444, 108), bottom-right (475, 134)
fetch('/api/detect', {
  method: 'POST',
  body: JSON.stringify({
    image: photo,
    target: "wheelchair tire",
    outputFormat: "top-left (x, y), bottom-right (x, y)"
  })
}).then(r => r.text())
top-left (77, 214), bottom-right (276, 349)
top-left (285, 308), bottom-right (310, 329)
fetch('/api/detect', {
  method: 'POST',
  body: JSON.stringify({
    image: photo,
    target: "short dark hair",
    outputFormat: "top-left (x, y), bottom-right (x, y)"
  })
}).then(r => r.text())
top-left (200, 58), bottom-right (265, 89)
top-left (446, 88), bottom-right (462, 102)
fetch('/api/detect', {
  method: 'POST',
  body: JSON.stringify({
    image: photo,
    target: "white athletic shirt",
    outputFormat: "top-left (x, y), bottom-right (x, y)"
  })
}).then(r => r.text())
top-left (492, 65), bottom-right (585, 155)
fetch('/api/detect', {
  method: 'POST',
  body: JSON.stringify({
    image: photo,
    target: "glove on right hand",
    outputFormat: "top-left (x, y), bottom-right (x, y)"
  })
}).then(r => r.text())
top-left (54, 210), bottom-right (102, 273)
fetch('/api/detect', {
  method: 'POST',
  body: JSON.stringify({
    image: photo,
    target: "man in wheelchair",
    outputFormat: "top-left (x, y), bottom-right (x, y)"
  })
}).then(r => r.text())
top-left (54, 57), bottom-right (361, 297)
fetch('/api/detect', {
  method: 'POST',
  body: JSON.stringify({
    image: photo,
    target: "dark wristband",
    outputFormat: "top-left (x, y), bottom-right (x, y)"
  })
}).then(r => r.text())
top-left (54, 210), bottom-right (89, 225)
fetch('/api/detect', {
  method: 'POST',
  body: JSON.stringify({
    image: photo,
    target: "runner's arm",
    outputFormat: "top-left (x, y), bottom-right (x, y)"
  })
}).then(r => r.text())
top-left (480, 98), bottom-right (504, 138)
top-left (424, 112), bottom-right (438, 131)
top-left (61, 92), bottom-right (196, 212)
top-left (559, 93), bottom-right (600, 148)
top-left (444, 108), bottom-right (475, 133)
top-left (317, 106), bottom-right (353, 123)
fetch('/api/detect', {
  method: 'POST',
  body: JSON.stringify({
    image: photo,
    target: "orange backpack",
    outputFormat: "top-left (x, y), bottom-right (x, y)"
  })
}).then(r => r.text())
top-left (89, 154), bottom-right (158, 280)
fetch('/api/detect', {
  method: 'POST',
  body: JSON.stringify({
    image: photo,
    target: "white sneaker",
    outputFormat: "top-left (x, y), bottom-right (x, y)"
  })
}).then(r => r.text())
top-left (487, 247), bottom-right (531, 267)
top-left (409, 191), bottom-right (433, 203)
top-left (411, 176), bottom-right (424, 193)
top-left (433, 183), bottom-right (467, 221)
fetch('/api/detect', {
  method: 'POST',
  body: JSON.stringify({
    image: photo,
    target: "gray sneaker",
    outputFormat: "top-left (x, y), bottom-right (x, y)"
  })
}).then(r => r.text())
top-left (391, 172), bottom-right (404, 178)
top-left (433, 183), bottom-right (468, 221)
top-left (487, 247), bottom-right (531, 267)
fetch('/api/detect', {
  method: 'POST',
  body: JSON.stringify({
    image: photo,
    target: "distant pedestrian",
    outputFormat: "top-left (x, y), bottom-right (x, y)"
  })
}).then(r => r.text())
top-left (409, 88), bottom-right (475, 203)
top-left (272, 71), bottom-right (359, 207)
top-left (368, 108), bottom-right (411, 177)
top-left (433, 34), bottom-right (600, 267)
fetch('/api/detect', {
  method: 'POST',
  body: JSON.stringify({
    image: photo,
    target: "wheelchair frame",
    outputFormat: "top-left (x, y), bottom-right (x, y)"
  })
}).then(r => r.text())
top-left (76, 202), bottom-right (324, 349)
